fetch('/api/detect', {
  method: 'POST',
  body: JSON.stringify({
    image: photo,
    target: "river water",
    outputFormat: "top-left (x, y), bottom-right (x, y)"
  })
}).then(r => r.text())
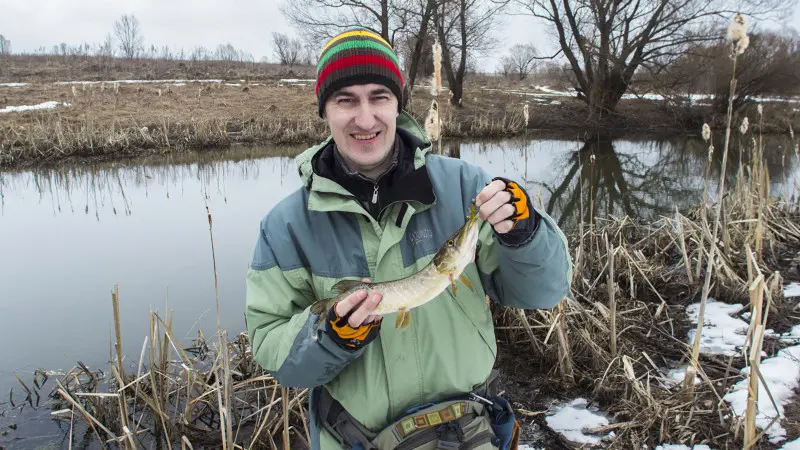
top-left (0, 133), bottom-right (798, 447)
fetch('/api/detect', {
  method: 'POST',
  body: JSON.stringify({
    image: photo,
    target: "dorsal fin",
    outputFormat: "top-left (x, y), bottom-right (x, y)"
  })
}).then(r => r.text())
top-left (331, 279), bottom-right (366, 295)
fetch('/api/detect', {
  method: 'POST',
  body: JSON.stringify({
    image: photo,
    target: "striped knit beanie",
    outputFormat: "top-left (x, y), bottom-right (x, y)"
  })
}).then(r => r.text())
top-left (316, 27), bottom-right (404, 117)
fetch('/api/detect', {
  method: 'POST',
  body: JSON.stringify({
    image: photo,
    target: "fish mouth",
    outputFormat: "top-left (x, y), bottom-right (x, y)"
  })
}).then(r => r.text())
top-left (452, 214), bottom-right (481, 252)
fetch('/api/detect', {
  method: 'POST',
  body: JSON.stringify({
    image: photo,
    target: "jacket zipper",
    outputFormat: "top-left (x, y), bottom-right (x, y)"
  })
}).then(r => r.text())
top-left (372, 183), bottom-right (379, 204)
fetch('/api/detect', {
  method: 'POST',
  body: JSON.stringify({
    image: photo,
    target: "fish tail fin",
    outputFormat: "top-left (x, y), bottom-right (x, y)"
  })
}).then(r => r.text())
top-left (310, 299), bottom-right (331, 316)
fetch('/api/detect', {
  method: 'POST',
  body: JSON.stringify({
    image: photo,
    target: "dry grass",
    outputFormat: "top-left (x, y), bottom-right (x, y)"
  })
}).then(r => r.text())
top-left (3, 56), bottom-right (798, 169)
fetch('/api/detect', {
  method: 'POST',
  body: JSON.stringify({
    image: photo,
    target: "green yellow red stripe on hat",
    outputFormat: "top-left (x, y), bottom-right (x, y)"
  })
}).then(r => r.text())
top-left (315, 27), bottom-right (405, 117)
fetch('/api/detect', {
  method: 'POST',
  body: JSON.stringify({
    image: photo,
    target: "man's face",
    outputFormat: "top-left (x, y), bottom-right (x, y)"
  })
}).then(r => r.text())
top-left (323, 83), bottom-right (399, 173)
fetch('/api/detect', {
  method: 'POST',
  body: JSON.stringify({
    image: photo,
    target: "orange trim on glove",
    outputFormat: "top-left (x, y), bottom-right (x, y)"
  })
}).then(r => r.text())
top-left (504, 181), bottom-right (530, 222)
top-left (328, 308), bottom-right (380, 348)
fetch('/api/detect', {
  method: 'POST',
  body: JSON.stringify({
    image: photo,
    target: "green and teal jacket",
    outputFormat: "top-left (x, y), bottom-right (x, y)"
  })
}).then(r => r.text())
top-left (245, 111), bottom-right (572, 450)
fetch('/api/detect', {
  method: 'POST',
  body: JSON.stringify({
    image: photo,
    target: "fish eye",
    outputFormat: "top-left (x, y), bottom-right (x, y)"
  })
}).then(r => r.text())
top-left (448, 239), bottom-right (454, 247)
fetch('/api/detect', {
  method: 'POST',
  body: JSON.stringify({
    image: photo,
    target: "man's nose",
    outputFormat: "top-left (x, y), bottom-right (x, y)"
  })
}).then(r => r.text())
top-left (353, 103), bottom-right (377, 130)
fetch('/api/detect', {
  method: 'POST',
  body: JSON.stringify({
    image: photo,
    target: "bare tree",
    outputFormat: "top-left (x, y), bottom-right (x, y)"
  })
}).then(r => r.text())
top-left (280, 0), bottom-right (412, 47)
top-left (513, 0), bottom-right (790, 121)
top-left (710, 30), bottom-right (800, 111)
top-left (216, 43), bottom-right (239, 61)
top-left (434, 0), bottom-right (507, 106)
top-left (114, 14), bottom-right (144, 59)
top-left (500, 43), bottom-right (539, 80)
top-left (398, 0), bottom-right (438, 108)
top-left (272, 32), bottom-right (304, 67)
top-left (0, 34), bottom-right (11, 55)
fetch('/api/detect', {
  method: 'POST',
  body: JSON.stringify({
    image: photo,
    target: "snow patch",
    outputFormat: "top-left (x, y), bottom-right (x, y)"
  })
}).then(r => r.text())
top-left (655, 445), bottom-right (713, 450)
top-left (723, 344), bottom-right (800, 444)
top-left (0, 101), bottom-right (71, 113)
top-left (545, 398), bottom-right (611, 445)
top-left (0, 82), bottom-right (27, 87)
top-left (785, 283), bottom-right (800, 299)
top-left (686, 299), bottom-right (748, 356)
top-left (54, 79), bottom-right (223, 85)
top-left (663, 366), bottom-right (701, 388)
top-left (779, 437), bottom-right (800, 449)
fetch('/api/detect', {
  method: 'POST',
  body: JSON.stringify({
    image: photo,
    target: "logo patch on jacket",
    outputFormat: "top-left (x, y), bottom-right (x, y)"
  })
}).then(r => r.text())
top-left (409, 228), bottom-right (433, 247)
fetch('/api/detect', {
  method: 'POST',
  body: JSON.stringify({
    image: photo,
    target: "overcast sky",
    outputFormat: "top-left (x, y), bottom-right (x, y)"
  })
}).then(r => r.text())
top-left (2, 0), bottom-right (799, 74)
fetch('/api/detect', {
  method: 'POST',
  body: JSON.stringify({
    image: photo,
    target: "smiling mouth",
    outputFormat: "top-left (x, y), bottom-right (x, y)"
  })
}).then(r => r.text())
top-left (352, 131), bottom-right (379, 141)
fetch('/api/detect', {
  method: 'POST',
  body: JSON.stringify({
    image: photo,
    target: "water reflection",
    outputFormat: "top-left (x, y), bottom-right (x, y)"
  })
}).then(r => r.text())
top-left (0, 146), bottom-right (301, 219)
top-left (458, 133), bottom-right (798, 230)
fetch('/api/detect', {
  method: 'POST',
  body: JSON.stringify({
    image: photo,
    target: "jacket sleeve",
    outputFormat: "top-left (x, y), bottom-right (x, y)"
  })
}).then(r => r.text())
top-left (470, 171), bottom-right (573, 310)
top-left (245, 219), bottom-right (365, 388)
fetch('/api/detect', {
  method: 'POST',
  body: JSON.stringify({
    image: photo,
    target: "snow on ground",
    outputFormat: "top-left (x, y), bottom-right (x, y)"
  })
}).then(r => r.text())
top-left (686, 299), bottom-right (749, 356)
top-left (53, 79), bottom-right (223, 85)
top-left (786, 283), bottom-right (800, 299)
top-left (780, 438), bottom-right (800, 449)
top-left (722, 345), bottom-right (800, 444)
top-left (0, 82), bottom-right (27, 87)
top-left (0, 101), bottom-right (71, 114)
top-left (545, 398), bottom-right (611, 446)
top-left (654, 445), bottom-right (712, 450)
top-left (279, 79), bottom-right (315, 83)
top-left (663, 366), bottom-right (701, 388)
top-left (782, 325), bottom-right (800, 344)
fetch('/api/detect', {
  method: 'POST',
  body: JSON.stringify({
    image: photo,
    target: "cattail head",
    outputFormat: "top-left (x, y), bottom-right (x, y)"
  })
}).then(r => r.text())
top-left (736, 35), bottom-right (750, 55)
top-left (425, 99), bottom-right (440, 141)
top-left (432, 39), bottom-right (442, 97)
top-left (523, 103), bottom-right (530, 126)
top-left (727, 13), bottom-right (747, 43)
top-left (708, 144), bottom-right (715, 162)
top-left (702, 123), bottom-right (711, 141)
top-left (757, 104), bottom-right (763, 116)
top-left (740, 116), bottom-right (749, 135)
top-left (727, 13), bottom-right (749, 56)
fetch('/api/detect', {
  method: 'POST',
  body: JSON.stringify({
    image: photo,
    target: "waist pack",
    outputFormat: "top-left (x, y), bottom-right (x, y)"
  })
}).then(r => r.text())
top-left (317, 371), bottom-right (520, 450)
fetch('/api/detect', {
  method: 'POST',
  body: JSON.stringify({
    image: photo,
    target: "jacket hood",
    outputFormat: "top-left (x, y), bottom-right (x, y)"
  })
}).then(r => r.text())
top-left (295, 111), bottom-right (432, 188)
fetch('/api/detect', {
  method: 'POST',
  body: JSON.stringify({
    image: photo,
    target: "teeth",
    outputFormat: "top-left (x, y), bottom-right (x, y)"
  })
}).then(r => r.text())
top-left (353, 133), bottom-right (377, 140)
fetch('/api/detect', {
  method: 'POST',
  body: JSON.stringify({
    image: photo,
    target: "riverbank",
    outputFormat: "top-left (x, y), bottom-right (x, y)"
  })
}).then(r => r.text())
top-left (2, 71), bottom-right (798, 169)
top-left (2, 134), bottom-right (800, 449)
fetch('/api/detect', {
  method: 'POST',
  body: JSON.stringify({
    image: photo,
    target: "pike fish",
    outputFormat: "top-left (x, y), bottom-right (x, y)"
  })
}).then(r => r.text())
top-left (310, 204), bottom-right (483, 329)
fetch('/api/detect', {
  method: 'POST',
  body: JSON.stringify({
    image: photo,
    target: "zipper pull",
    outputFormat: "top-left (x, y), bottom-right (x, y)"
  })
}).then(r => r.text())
top-left (371, 184), bottom-right (378, 204)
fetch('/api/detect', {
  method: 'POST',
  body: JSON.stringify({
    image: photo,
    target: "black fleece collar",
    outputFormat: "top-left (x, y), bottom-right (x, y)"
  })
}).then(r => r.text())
top-left (310, 128), bottom-right (436, 219)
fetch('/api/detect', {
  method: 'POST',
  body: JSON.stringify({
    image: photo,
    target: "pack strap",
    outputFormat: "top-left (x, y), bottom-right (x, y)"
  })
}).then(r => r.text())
top-left (317, 370), bottom-right (500, 449)
top-left (317, 386), bottom-right (378, 449)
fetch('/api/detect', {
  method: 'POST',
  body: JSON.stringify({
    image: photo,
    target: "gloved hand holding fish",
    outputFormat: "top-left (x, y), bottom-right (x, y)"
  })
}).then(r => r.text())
top-left (311, 203), bottom-right (483, 330)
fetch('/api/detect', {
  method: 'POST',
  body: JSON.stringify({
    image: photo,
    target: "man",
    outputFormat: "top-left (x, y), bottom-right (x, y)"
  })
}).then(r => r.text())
top-left (246, 28), bottom-right (571, 450)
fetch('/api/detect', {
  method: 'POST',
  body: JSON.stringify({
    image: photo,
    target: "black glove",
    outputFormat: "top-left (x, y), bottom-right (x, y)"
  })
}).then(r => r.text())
top-left (324, 303), bottom-right (381, 351)
top-left (491, 177), bottom-right (540, 247)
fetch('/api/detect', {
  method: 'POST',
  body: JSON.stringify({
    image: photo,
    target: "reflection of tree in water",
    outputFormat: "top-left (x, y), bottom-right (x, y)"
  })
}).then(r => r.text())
top-left (0, 146), bottom-right (300, 220)
top-left (682, 132), bottom-right (798, 199)
top-left (541, 138), bottom-right (704, 230)
top-left (539, 134), bottom-right (797, 230)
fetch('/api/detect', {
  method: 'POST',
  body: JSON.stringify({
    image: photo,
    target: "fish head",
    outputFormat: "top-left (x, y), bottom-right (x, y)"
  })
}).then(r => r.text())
top-left (433, 204), bottom-right (482, 274)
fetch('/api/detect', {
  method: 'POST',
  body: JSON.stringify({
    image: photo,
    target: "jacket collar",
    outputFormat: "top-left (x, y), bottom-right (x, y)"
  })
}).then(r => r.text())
top-left (296, 112), bottom-right (436, 218)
